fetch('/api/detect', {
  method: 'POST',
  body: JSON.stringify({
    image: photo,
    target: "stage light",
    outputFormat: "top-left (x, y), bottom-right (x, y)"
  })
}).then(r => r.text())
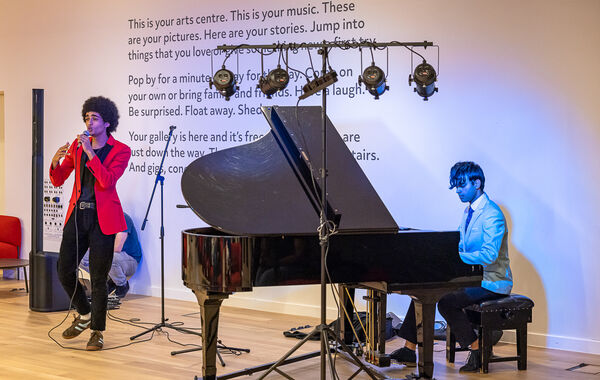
top-left (358, 64), bottom-right (388, 99)
top-left (209, 66), bottom-right (237, 100)
top-left (258, 65), bottom-right (290, 98)
top-left (409, 61), bottom-right (437, 100)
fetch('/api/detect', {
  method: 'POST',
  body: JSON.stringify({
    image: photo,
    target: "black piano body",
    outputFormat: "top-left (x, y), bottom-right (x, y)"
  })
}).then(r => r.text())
top-left (181, 106), bottom-right (483, 379)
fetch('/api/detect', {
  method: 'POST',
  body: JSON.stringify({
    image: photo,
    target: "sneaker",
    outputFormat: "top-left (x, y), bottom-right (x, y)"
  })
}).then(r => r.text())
top-left (107, 279), bottom-right (116, 295)
top-left (389, 347), bottom-right (417, 367)
top-left (86, 330), bottom-right (104, 351)
top-left (459, 349), bottom-right (481, 372)
top-left (62, 315), bottom-right (91, 339)
top-left (115, 281), bottom-right (129, 299)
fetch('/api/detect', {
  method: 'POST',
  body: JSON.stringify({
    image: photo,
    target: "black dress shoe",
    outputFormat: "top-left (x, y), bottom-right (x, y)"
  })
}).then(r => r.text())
top-left (389, 347), bottom-right (417, 367)
top-left (459, 349), bottom-right (481, 372)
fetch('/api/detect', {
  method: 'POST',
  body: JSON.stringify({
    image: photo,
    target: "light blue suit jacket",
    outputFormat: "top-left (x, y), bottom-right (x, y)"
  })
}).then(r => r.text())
top-left (459, 193), bottom-right (513, 295)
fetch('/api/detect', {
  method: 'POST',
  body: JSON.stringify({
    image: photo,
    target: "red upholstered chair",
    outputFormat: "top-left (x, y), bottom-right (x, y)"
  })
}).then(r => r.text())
top-left (0, 215), bottom-right (21, 259)
top-left (0, 215), bottom-right (27, 289)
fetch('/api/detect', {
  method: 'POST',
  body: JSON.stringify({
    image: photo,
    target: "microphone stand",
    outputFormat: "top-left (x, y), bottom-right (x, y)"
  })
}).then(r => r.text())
top-left (130, 125), bottom-right (202, 341)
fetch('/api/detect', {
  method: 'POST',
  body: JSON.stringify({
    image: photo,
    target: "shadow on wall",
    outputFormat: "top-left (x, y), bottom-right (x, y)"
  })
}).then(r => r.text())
top-left (499, 203), bottom-right (548, 340)
top-left (130, 244), bottom-right (150, 296)
top-left (126, 212), bottom-right (150, 296)
top-left (492, 156), bottom-right (589, 345)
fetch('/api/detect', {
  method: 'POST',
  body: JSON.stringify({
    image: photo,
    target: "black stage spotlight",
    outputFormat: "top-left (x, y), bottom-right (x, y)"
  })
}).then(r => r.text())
top-left (358, 64), bottom-right (388, 99)
top-left (209, 66), bottom-right (237, 100)
top-left (409, 61), bottom-right (437, 100)
top-left (258, 65), bottom-right (290, 99)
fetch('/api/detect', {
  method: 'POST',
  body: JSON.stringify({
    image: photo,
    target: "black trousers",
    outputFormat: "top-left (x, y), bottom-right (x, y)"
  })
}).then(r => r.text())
top-left (57, 207), bottom-right (115, 331)
top-left (398, 287), bottom-right (505, 348)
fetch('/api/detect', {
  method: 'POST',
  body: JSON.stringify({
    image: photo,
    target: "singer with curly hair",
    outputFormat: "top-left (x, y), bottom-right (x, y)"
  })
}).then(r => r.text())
top-left (49, 96), bottom-right (131, 351)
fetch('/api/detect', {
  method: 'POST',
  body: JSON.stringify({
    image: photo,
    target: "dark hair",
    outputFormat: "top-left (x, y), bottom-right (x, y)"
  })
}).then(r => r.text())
top-left (81, 96), bottom-right (119, 134)
top-left (449, 161), bottom-right (485, 191)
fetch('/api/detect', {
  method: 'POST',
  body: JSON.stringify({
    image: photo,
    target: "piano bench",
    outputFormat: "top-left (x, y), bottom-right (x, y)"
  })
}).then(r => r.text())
top-left (445, 293), bottom-right (534, 373)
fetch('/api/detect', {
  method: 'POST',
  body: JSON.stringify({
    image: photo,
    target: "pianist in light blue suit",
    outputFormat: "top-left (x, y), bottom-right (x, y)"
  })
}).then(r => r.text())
top-left (391, 162), bottom-right (513, 372)
top-left (437, 161), bottom-right (513, 372)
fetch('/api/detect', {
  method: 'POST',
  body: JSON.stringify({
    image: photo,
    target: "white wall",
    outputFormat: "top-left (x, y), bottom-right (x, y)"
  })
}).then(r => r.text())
top-left (1, 0), bottom-right (599, 354)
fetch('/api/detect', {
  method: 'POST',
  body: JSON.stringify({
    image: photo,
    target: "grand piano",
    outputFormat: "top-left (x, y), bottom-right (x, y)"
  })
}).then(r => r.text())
top-left (181, 106), bottom-right (483, 379)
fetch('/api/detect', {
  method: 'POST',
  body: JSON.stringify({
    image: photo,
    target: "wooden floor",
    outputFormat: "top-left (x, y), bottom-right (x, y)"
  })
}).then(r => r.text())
top-left (1, 278), bottom-right (599, 380)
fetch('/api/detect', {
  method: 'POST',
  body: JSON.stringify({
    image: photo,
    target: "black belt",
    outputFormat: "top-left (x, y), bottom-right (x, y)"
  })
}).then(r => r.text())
top-left (78, 201), bottom-right (96, 210)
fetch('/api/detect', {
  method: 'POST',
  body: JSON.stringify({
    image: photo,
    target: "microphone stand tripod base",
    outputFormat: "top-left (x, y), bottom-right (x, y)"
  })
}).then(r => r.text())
top-left (254, 323), bottom-right (379, 380)
top-left (129, 320), bottom-right (202, 340)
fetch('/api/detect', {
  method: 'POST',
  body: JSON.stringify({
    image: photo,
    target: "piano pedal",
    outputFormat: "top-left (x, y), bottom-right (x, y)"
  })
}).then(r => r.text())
top-left (354, 342), bottom-right (363, 357)
top-left (364, 349), bottom-right (391, 367)
top-left (403, 374), bottom-right (436, 380)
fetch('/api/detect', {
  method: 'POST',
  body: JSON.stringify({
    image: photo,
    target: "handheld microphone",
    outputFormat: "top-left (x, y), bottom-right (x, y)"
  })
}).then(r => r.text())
top-left (77, 130), bottom-right (90, 148)
top-left (169, 125), bottom-right (176, 132)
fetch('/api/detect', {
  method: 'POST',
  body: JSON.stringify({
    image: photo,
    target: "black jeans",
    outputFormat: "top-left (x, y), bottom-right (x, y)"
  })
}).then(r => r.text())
top-left (398, 287), bottom-right (505, 348)
top-left (57, 207), bottom-right (115, 331)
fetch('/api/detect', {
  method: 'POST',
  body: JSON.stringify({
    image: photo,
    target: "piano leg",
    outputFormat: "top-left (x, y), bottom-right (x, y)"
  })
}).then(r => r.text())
top-left (364, 289), bottom-right (390, 367)
top-left (414, 297), bottom-right (436, 379)
top-left (376, 291), bottom-right (389, 365)
top-left (193, 290), bottom-right (230, 380)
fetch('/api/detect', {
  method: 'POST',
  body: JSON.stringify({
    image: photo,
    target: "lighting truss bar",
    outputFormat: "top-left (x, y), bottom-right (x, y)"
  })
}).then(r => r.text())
top-left (216, 41), bottom-right (434, 51)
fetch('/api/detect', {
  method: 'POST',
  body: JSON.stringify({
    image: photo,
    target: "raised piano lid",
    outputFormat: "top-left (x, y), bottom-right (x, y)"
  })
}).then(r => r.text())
top-left (181, 105), bottom-right (398, 236)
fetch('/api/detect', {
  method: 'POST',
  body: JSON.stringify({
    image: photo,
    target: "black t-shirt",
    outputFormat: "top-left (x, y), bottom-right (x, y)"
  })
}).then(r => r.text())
top-left (79, 144), bottom-right (112, 202)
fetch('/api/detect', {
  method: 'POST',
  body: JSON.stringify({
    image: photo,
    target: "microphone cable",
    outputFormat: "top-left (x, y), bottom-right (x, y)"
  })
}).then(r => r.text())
top-left (47, 141), bottom-right (89, 349)
top-left (47, 165), bottom-right (85, 349)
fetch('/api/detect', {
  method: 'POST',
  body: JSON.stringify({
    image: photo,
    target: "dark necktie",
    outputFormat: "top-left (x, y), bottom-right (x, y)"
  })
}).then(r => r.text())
top-left (465, 207), bottom-right (474, 230)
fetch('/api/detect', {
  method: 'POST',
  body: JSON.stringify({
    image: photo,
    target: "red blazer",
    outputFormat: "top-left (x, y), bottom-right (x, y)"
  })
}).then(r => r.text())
top-left (49, 135), bottom-right (131, 235)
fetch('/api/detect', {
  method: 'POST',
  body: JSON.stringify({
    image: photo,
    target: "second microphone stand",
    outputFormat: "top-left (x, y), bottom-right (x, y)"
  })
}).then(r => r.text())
top-left (130, 126), bottom-right (202, 341)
